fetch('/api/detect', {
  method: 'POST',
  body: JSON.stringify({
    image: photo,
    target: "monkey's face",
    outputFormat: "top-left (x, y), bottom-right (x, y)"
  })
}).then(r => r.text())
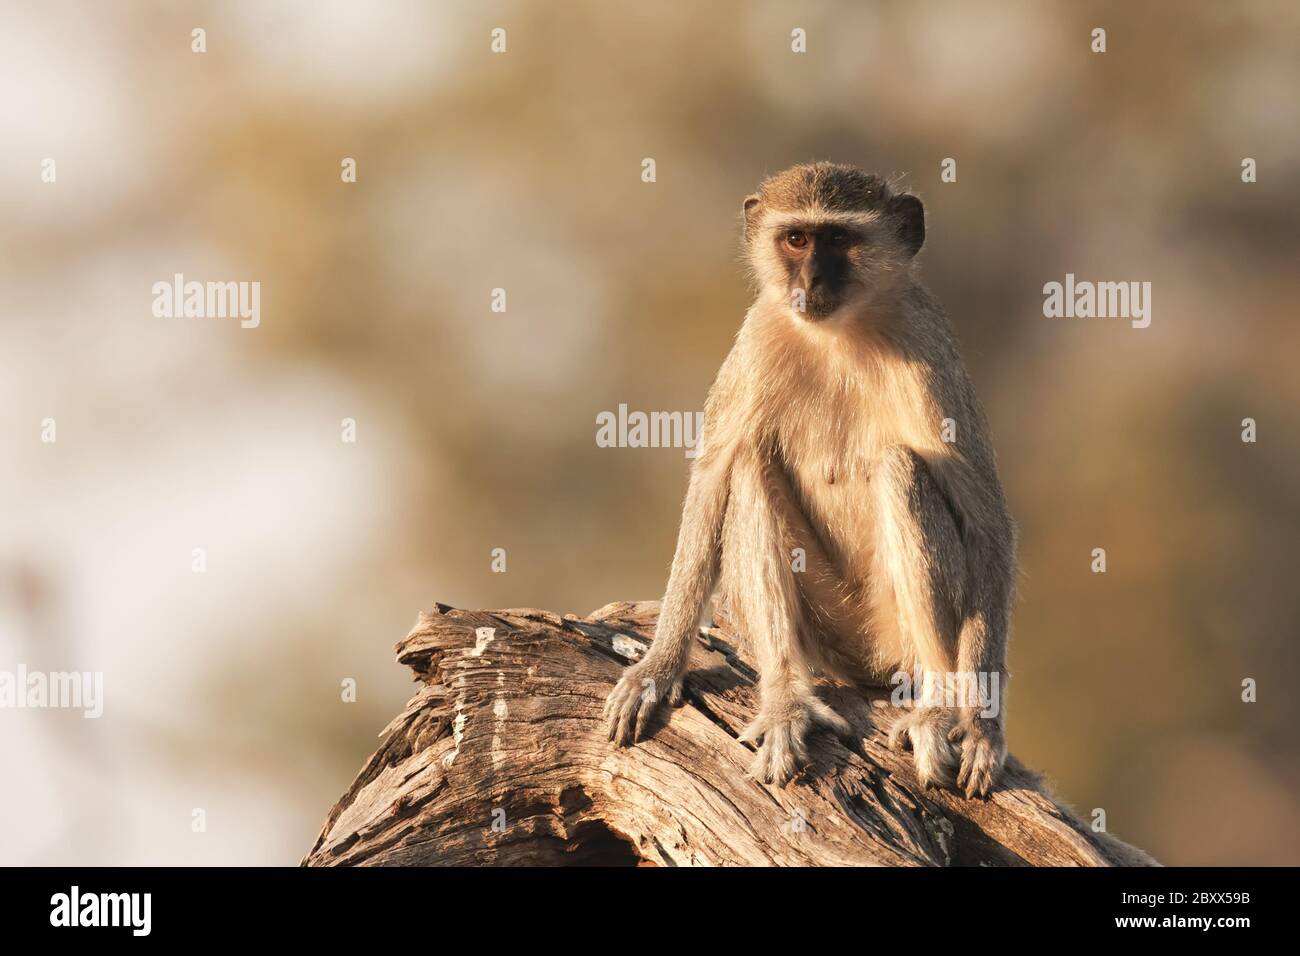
top-left (776, 224), bottom-right (861, 320)
top-left (741, 163), bottom-right (926, 322)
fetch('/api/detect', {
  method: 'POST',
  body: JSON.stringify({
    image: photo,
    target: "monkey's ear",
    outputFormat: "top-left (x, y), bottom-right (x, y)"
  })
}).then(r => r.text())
top-left (742, 194), bottom-right (761, 241)
top-left (891, 194), bottom-right (925, 257)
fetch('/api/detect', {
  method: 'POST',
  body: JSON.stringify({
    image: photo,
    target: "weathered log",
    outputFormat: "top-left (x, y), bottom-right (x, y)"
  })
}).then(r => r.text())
top-left (302, 601), bottom-right (1156, 866)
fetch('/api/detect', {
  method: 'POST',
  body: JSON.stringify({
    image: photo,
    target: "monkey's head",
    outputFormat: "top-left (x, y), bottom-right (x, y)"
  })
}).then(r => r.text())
top-left (742, 163), bottom-right (925, 321)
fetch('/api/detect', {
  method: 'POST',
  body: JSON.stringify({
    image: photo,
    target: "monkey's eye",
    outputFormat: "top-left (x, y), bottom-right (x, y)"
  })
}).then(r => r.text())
top-left (784, 230), bottom-right (808, 250)
top-left (826, 228), bottom-right (850, 246)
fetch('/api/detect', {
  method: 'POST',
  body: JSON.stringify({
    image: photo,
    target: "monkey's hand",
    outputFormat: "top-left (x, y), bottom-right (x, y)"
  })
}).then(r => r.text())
top-left (888, 707), bottom-right (959, 790)
top-left (947, 714), bottom-right (1007, 799)
top-left (739, 696), bottom-right (851, 786)
top-left (604, 658), bottom-right (685, 747)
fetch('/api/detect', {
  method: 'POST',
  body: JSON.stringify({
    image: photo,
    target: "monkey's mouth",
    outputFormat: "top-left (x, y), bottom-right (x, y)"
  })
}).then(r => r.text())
top-left (801, 291), bottom-right (842, 321)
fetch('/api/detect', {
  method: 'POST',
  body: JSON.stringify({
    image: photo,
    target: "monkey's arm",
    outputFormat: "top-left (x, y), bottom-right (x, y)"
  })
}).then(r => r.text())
top-left (604, 450), bottom-right (732, 745)
top-left (949, 514), bottom-right (1015, 797)
top-left (924, 447), bottom-right (1016, 798)
top-left (604, 343), bottom-right (748, 745)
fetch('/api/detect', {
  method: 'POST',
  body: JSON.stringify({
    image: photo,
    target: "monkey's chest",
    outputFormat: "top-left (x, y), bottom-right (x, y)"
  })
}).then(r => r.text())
top-left (773, 389), bottom-right (920, 575)
top-left (779, 411), bottom-right (892, 504)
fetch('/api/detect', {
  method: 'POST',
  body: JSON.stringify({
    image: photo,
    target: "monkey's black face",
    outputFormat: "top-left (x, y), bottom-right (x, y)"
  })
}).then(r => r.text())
top-left (777, 225), bottom-right (860, 320)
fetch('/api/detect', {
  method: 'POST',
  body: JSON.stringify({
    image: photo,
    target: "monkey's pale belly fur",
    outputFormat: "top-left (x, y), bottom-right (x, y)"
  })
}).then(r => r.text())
top-left (782, 457), bottom-right (918, 678)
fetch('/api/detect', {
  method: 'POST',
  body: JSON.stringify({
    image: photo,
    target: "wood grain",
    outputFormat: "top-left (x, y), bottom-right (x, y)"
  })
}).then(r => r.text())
top-left (303, 601), bottom-right (1156, 867)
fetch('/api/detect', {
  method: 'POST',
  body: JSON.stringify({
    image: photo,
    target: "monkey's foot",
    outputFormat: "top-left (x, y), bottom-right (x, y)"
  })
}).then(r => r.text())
top-left (887, 707), bottom-right (959, 790)
top-left (739, 697), bottom-right (851, 786)
top-left (603, 661), bottom-right (684, 746)
top-left (948, 715), bottom-right (1006, 799)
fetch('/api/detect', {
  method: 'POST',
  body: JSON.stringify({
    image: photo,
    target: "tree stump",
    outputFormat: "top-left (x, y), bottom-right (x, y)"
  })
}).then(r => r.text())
top-left (302, 601), bottom-right (1156, 866)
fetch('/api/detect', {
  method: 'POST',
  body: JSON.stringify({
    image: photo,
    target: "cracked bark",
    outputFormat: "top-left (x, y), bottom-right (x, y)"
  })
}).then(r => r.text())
top-left (302, 601), bottom-right (1157, 867)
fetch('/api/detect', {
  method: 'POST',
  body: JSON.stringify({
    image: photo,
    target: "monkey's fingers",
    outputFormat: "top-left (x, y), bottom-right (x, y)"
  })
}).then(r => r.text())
top-left (887, 715), bottom-right (914, 752)
top-left (602, 675), bottom-right (630, 723)
top-left (665, 679), bottom-right (684, 707)
top-left (957, 758), bottom-right (989, 798)
top-left (807, 698), bottom-right (853, 740)
top-left (632, 691), bottom-right (661, 741)
top-left (610, 694), bottom-right (643, 747)
top-left (605, 678), bottom-right (642, 745)
top-left (737, 715), bottom-right (767, 747)
top-left (784, 722), bottom-right (811, 767)
top-left (956, 735), bottom-right (997, 799)
top-left (955, 742), bottom-right (971, 790)
top-left (745, 717), bottom-right (814, 786)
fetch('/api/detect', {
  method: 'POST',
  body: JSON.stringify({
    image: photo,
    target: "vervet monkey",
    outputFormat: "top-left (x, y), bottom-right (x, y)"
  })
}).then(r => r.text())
top-left (604, 162), bottom-right (1017, 798)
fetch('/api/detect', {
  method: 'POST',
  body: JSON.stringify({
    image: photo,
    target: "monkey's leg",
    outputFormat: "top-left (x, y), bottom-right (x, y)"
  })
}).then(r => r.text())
top-left (724, 453), bottom-right (851, 785)
top-left (764, 460), bottom-right (877, 683)
top-left (946, 528), bottom-right (1014, 799)
top-left (605, 452), bottom-right (731, 745)
top-left (869, 446), bottom-right (969, 790)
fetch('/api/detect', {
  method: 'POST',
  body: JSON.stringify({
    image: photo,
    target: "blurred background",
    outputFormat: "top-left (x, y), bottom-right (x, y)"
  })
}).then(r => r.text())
top-left (1, 0), bottom-right (1297, 865)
